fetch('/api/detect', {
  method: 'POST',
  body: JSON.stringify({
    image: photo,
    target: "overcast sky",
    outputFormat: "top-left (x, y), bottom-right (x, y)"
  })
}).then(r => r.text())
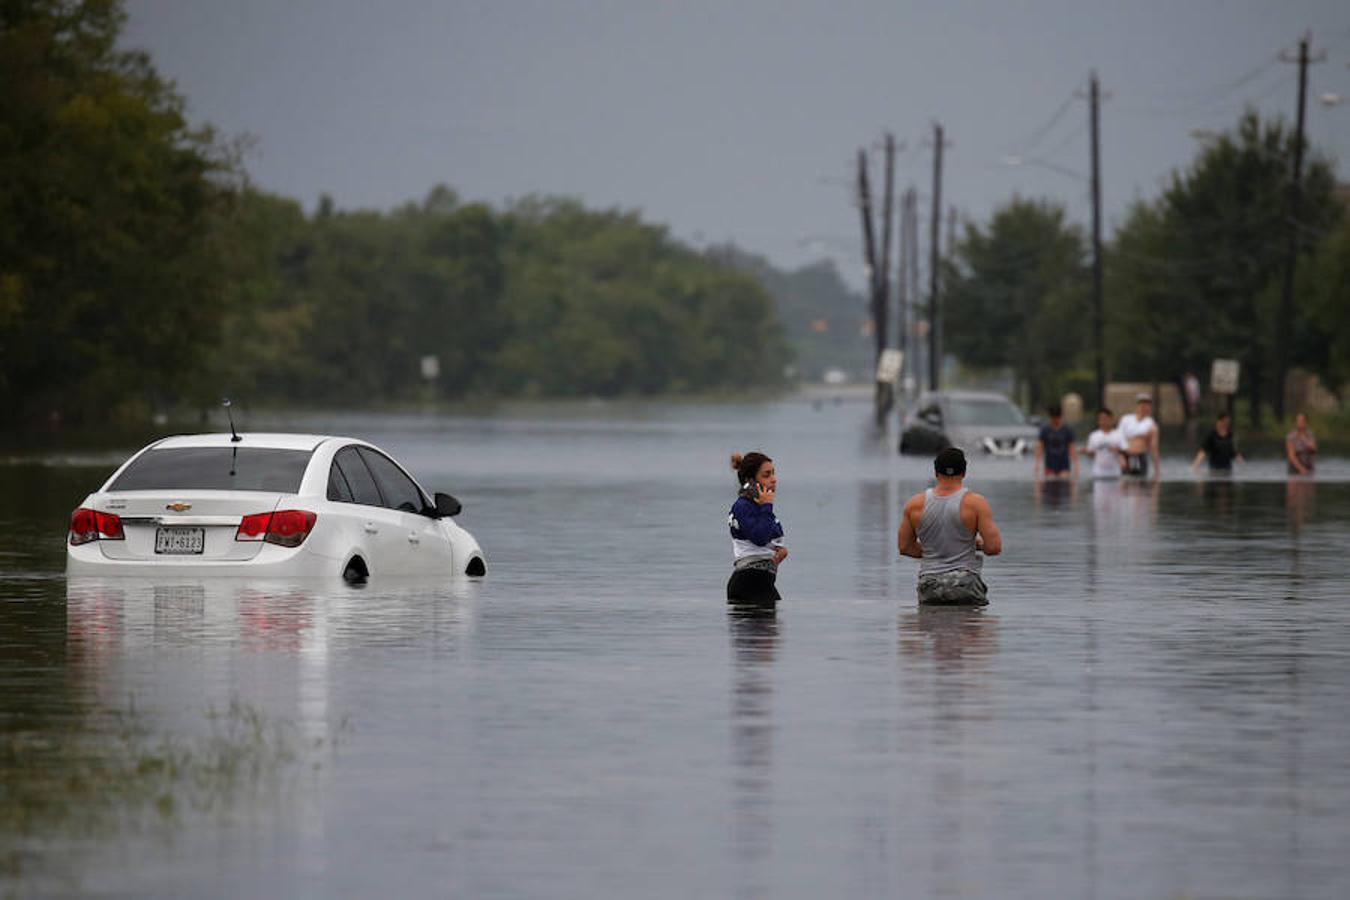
top-left (124, 0), bottom-right (1350, 286)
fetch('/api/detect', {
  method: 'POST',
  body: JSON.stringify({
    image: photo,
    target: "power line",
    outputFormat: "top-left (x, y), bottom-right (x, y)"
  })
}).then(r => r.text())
top-left (1008, 91), bottom-right (1078, 157)
top-left (1112, 58), bottom-right (1290, 118)
top-left (1036, 118), bottom-right (1090, 163)
top-left (1123, 55), bottom-right (1280, 117)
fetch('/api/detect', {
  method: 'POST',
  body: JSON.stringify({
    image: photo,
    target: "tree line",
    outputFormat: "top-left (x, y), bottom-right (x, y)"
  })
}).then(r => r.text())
top-left (1, 1), bottom-right (795, 427)
top-left (943, 111), bottom-right (1345, 425)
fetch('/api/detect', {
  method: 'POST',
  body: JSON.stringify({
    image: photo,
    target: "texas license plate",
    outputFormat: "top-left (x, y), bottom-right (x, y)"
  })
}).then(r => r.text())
top-left (155, 527), bottom-right (205, 555)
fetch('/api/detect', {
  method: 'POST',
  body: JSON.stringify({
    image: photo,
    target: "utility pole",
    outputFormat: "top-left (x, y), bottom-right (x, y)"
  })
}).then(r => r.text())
top-left (857, 137), bottom-right (898, 428)
top-left (1089, 71), bottom-right (1106, 409)
top-left (1274, 34), bottom-right (1323, 421)
top-left (908, 189), bottom-right (921, 394)
top-left (897, 187), bottom-right (910, 393)
top-left (876, 134), bottom-right (897, 426)
top-left (927, 123), bottom-right (945, 392)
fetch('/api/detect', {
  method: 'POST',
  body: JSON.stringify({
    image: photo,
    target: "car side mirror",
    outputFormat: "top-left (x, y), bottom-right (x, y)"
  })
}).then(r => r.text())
top-left (434, 492), bottom-right (462, 518)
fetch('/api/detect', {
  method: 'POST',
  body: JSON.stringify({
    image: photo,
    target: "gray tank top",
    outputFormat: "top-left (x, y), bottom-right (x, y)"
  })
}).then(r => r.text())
top-left (917, 487), bottom-right (981, 576)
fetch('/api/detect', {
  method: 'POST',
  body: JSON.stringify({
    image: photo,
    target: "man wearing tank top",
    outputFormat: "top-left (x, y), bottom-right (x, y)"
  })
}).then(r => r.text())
top-left (897, 447), bottom-right (1003, 605)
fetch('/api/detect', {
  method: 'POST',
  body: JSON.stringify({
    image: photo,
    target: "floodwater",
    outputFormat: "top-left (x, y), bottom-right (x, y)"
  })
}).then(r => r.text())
top-left (3, 399), bottom-right (1349, 899)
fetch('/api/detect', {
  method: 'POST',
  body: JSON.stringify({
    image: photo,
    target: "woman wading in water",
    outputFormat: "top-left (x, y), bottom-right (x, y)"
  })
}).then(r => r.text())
top-left (726, 451), bottom-right (788, 606)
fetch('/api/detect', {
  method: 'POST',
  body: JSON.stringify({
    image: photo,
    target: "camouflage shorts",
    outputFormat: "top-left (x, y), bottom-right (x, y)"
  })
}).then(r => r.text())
top-left (917, 570), bottom-right (988, 605)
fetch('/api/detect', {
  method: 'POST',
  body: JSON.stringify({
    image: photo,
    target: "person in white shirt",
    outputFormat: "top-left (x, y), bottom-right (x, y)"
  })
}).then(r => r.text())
top-left (1081, 407), bottom-right (1127, 478)
top-left (1117, 393), bottom-right (1160, 479)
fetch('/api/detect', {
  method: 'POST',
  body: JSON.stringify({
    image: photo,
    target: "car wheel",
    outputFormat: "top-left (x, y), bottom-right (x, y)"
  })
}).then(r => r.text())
top-left (342, 557), bottom-right (368, 584)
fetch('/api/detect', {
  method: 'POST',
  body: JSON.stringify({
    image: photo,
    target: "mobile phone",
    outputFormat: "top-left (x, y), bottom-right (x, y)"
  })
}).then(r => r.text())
top-left (739, 480), bottom-right (760, 500)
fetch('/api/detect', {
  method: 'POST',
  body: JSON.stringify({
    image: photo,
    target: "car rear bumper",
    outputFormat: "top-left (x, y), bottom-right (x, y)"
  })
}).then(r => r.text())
top-left (66, 541), bottom-right (336, 577)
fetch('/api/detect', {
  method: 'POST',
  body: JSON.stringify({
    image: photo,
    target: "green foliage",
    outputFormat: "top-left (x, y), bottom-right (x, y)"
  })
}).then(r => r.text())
top-left (1106, 110), bottom-right (1340, 420)
top-left (0, 0), bottom-right (227, 423)
top-left (1294, 213), bottom-right (1350, 396)
top-left (708, 245), bottom-right (870, 381)
top-left (490, 199), bottom-right (788, 397)
top-left (940, 110), bottom-right (1343, 423)
top-left (0, 4), bottom-right (792, 424)
top-left (202, 191), bottom-right (789, 406)
top-left (942, 197), bottom-right (1090, 407)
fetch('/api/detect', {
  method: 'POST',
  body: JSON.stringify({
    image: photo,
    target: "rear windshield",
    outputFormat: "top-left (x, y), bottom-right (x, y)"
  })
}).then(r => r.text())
top-left (107, 448), bottom-right (313, 492)
top-left (947, 400), bottom-right (1027, 427)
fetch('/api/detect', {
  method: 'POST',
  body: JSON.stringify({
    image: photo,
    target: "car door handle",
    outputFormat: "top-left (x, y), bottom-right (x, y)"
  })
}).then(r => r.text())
top-left (363, 522), bottom-right (379, 534)
top-left (407, 532), bottom-right (420, 545)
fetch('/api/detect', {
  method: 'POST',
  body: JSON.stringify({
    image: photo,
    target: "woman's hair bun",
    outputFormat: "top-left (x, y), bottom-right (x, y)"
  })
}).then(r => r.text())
top-left (730, 452), bottom-right (744, 471)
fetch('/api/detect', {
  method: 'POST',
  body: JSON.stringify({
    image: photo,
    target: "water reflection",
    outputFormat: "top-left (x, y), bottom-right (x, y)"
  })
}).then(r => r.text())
top-left (1033, 477), bottom-right (1077, 510)
top-left (855, 479), bottom-right (894, 599)
top-left (1193, 476), bottom-right (1237, 519)
top-left (65, 577), bottom-right (477, 660)
top-left (897, 605), bottom-right (1000, 896)
top-left (727, 606), bottom-right (779, 898)
top-left (898, 605), bottom-right (998, 675)
top-left (1285, 478), bottom-right (1315, 535)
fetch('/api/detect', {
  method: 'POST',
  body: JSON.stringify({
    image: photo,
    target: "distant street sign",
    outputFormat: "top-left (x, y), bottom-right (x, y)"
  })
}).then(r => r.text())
top-left (876, 349), bottom-right (904, 384)
top-left (1211, 358), bottom-right (1240, 395)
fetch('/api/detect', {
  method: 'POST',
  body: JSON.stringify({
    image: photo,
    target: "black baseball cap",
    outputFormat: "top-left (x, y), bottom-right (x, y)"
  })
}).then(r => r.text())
top-left (934, 447), bottom-right (966, 477)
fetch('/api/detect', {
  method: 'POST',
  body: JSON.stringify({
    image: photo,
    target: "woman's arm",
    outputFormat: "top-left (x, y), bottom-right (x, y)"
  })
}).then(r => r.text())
top-left (1286, 438), bottom-right (1307, 474)
top-left (733, 498), bottom-right (783, 546)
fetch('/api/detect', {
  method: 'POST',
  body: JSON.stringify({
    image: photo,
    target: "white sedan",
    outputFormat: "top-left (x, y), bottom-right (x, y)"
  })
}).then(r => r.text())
top-left (67, 433), bottom-right (486, 581)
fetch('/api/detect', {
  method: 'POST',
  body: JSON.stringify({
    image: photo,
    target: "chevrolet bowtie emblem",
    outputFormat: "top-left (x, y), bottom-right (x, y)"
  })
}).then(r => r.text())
top-left (165, 502), bottom-right (192, 512)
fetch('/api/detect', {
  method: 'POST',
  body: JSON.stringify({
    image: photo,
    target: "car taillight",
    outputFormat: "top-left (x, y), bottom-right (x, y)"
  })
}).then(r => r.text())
top-left (266, 510), bottom-right (316, 547)
top-left (235, 510), bottom-right (316, 547)
top-left (69, 507), bottom-right (124, 545)
top-left (236, 512), bottom-right (272, 541)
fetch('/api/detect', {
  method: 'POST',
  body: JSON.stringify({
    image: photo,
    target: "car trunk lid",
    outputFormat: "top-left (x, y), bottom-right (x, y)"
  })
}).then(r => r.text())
top-left (91, 491), bottom-right (289, 561)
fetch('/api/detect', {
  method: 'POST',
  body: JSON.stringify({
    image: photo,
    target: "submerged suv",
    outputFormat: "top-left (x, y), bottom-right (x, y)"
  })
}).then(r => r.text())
top-left (899, 391), bottom-right (1038, 457)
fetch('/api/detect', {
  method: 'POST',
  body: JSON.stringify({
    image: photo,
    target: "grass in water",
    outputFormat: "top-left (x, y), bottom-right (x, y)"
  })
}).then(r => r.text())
top-left (0, 698), bottom-right (345, 889)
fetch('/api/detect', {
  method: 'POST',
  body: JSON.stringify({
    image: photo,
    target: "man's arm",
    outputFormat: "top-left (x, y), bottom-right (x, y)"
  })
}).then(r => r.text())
top-left (897, 496), bottom-right (923, 559)
top-left (1033, 439), bottom-right (1044, 479)
top-left (970, 493), bottom-right (1002, 556)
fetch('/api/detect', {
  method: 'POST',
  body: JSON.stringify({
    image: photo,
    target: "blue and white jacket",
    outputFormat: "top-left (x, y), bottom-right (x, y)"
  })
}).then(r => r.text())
top-left (728, 496), bottom-right (786, 570)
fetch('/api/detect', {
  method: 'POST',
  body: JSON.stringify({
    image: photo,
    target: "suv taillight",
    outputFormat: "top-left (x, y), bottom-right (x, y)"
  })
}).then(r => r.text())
top-left (235, 510), bottom-right (317, 548)
top-left (69, 508), bottom-right (124, 545)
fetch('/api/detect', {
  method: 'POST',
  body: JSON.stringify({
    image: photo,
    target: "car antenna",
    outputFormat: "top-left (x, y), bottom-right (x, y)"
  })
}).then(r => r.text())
top-left (223, 398), bottom-right (242, 443)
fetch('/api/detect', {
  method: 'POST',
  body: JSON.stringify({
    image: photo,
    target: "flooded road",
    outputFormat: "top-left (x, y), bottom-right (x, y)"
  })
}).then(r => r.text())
top-left (3, 399), bottom-right (1349, 898)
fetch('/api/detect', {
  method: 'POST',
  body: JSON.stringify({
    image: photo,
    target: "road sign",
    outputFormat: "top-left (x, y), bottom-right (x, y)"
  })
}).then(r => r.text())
top-left (876, 349), bottom-right (904, 384)
top-left (1210, 358), bottom-right (1239, 395)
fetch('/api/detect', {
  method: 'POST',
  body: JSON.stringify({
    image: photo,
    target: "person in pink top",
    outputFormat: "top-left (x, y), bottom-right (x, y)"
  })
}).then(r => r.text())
top-left (1285, 413), bottom-right (1318, 476)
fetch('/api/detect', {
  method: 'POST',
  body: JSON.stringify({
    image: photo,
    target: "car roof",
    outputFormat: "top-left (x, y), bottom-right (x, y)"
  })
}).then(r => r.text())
top-left (148, 433), bottom-right (356, 451)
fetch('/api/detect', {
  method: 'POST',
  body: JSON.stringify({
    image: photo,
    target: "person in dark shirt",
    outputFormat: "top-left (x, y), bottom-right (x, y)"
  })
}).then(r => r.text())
top-left (1191, 412), bottom-right (1243, 473)
top-left (1034, 403), bottom-right (1078, 480)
